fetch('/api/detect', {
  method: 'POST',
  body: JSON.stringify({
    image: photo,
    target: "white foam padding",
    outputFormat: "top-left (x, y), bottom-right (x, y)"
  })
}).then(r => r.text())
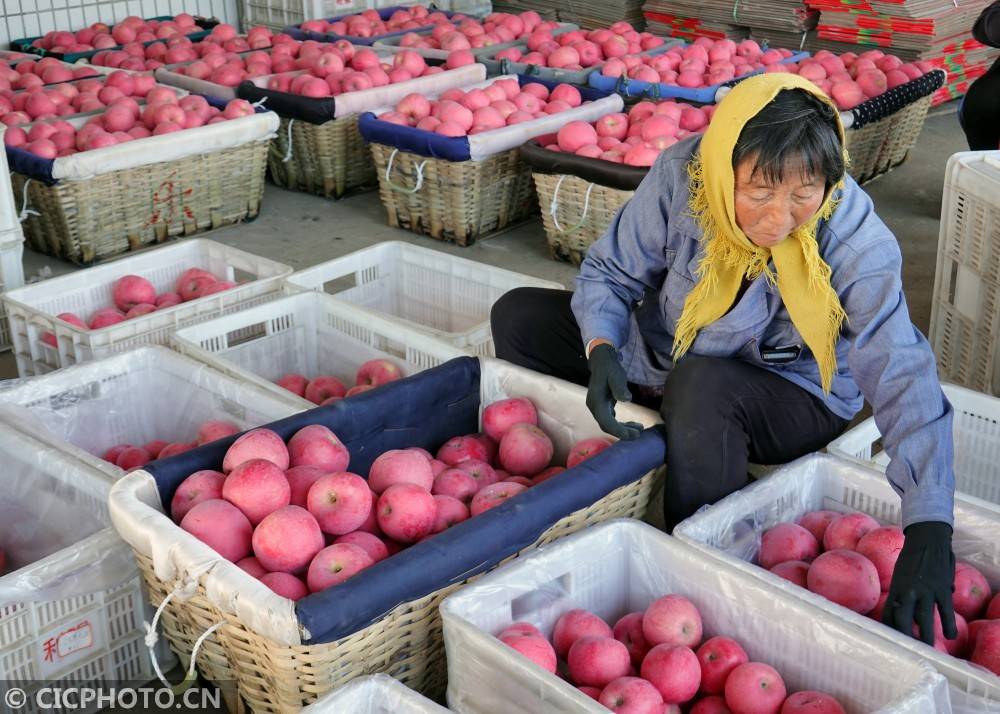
top-left (50, 110), bottom-right (279, 180)
top-left (441, 519), bottom-right (951, 714)
top-left (107, 356), bottom-right (662, 647)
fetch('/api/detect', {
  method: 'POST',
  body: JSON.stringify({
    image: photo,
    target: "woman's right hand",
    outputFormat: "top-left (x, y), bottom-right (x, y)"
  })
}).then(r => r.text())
top-left (586, 343), bottom-right (644, 441)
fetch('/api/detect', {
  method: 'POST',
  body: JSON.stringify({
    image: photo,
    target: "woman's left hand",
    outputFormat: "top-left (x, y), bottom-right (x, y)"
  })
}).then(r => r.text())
top-left (881, 521), bottom-right (958, 645)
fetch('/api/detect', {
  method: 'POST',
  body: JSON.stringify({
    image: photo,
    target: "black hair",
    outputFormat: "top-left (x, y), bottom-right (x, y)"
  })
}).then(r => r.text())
top-left (731, 88), bottom-right (845, 187)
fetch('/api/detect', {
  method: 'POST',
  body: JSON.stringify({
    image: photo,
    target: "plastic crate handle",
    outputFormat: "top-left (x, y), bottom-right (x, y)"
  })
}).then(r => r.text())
top-left (384, 148), bottom-right (428, 194)
top-left (549, 174), bottom-right (596, 235)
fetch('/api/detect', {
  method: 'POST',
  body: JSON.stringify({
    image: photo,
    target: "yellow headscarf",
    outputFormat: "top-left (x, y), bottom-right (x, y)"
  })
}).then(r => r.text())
top-left (671, 73), bottom-right (850, 393)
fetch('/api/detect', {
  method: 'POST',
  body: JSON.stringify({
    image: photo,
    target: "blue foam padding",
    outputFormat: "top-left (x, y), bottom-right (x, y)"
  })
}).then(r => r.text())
top-left (283, 6), bottom-right (460, 47)
top-left (357, 74), bottom-right (617, 160)
top-left (588, 48), bottom-right (811, 103)
top-left (4, 147), bottom-right (56, 185)
top-left (144, 356), bottom-right (666, 644)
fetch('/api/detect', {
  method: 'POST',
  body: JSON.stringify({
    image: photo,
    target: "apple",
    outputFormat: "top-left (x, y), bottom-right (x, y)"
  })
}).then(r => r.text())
top-left (568, 636), bottom-right (631, 688)
top-left (807, 550), bottom-right (881, 614)
top-left (759, 523), bottom-right (819, 569)
top-left (252, 505), bottom-right (324, 573)
top-left (599, 677), bottom-right (664, 714)
top-left (855, 526), bottom-right (904, 591)
top-left (643, 594), bottom-right (703, 648)
top-left (553, 609), bottom-right (613, 658)
top-left (724, 662), bottom-right (786, 714)
top-left (696, 636), bottom-right (748, 695)
top-left (307, 472), bottom-right (372, 535)
top-left (641, 644), bottom-right (700, 704)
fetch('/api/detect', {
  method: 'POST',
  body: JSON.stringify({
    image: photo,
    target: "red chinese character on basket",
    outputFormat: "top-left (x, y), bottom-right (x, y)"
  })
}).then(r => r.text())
top-left (42, 637), bottom-right (57, 663)
top-left (144, 170), bottom-right (194, 229)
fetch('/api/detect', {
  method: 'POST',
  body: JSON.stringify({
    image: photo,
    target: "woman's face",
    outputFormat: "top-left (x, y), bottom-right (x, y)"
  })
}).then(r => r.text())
top-left (733, 156), bottom-right (826, 248)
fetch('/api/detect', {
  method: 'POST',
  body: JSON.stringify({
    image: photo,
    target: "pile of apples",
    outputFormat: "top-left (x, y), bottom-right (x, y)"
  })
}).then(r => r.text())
top-left (29, 14), bottom-right (204, 54)
top-left (377, 79), bottom-right (588, 136)
top-left (499, 597), bottom-right (848, 713)
top-left (759, 510), bottom-right (1000, 674)
top-left (0, 58), bottom-right (99, 92)
top-left (168, 36), bottom-right (306, 85)
top-left (41, 268), bottom-right (238, 345)
top-left (276, 359), bottom-right (404, 405)
top-left (601, 38), bottom-right (795, 90)
top-left (544, 99), bottom-right (713, 166)
top-left (489, 22), bottom-right (665, 70)
top-left (265, 45), bottom-right (443, 98)
top-left (765, 49), bottom-right (933, 110)
top-left (91, 24), bottom-right (274, 72)
top-left (6, 95), bottom-right (256, 157)
top-left (102, 420), bottom-right (242, 471)
top-left (1, 72), bottom-right (163, 125)
top-left (396, 11), bottom-right (564, 51)
top-left (298, 6), bottom-right (462, 39)
top-left (173, 396), bottom-right (614, 599)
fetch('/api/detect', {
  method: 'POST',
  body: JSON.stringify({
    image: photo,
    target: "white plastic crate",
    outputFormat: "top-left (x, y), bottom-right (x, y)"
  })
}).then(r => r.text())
top-left (0, 131), bottom-right (27, 352)
top-left (0, 424), bottom-right (151, 713)
top-left (675, 454), bottom-right (1000, 714)
top-left (0, 345), bottom-right (305, 481)
top-left (929, 151), bottom-right (1000, 396)
top-left (171, 290), bottom-right (466, 409)
top-left (827, 383), bottom-right (1000, 507)
top-left (283, 241), bottom-right (563, 357)
top-left (240, 0), bottom-right (368, 32)
top-left (441, 519), bottom-right (950, 714)
top-left (2, 238), bottom-right (292, 377)
top-left (303, 675), bottom-right (450, 713)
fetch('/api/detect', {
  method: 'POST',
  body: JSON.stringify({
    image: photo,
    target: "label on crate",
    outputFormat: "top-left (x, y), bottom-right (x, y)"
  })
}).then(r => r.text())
top-left (37, 615), bottom-right (107, 679)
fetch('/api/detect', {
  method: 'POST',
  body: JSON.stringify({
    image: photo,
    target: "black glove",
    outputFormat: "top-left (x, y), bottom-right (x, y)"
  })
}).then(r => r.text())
top-left (586, 344), bottom-right (643, 441)
top-left (882, 521), bottom-right (957, 646)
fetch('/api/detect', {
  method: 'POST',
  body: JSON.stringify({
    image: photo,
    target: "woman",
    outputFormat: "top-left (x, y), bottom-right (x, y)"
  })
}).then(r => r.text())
top-left (961, 0), bottom-right (1000, 150)
top-left (492, 74), bottom-right (957, 645)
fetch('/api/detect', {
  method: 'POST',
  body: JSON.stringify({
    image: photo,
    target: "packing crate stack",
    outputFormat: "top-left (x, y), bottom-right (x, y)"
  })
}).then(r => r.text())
top-left (642, 0), bottom-right (819, 48)
top-left (805, 0), bottom-right (999, 105)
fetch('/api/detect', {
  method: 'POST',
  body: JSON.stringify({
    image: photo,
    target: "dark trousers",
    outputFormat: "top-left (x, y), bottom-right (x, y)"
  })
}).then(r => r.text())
top-left (491, 287), bottom-right (849, 529)
top-left (961, 69), bottom-right (1000, 150)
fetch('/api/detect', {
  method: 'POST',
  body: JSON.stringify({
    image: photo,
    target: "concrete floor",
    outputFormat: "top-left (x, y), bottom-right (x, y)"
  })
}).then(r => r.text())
top-left (7, 104), bottom-right (966, 379)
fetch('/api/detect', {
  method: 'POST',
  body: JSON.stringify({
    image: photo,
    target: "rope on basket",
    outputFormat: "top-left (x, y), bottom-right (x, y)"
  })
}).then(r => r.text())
top-left (282, 119), bottom-right (295, 163)
top-left (384, 148), bottom-right (427, 194)
top-left (550, 174), bottom-right (595, 235)
top-left (18, 178), bottom-right (40, 222)
top-left (144, 580), bottom-right (225, 694)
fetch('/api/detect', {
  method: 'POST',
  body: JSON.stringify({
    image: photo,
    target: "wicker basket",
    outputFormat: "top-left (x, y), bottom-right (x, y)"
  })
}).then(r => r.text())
top-left (130, 470), bottom-right (660, 712)
top-left (369, 144), bottom-right (538, 246)
top-left (13, 141), bottom-right (269, 266)
top-left (844, 93), bottom-right (933, 185)
top-left (267, 115), bottom-right (376, 199)
top-left (110, 357), bottom-right (665, 713)
top-left (533, 172), bottom-right (633, 265)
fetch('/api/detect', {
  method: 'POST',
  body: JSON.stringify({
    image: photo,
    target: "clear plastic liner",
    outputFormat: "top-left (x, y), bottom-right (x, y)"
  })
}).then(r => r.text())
top-left (303, 675), bottom-right (449, 713)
